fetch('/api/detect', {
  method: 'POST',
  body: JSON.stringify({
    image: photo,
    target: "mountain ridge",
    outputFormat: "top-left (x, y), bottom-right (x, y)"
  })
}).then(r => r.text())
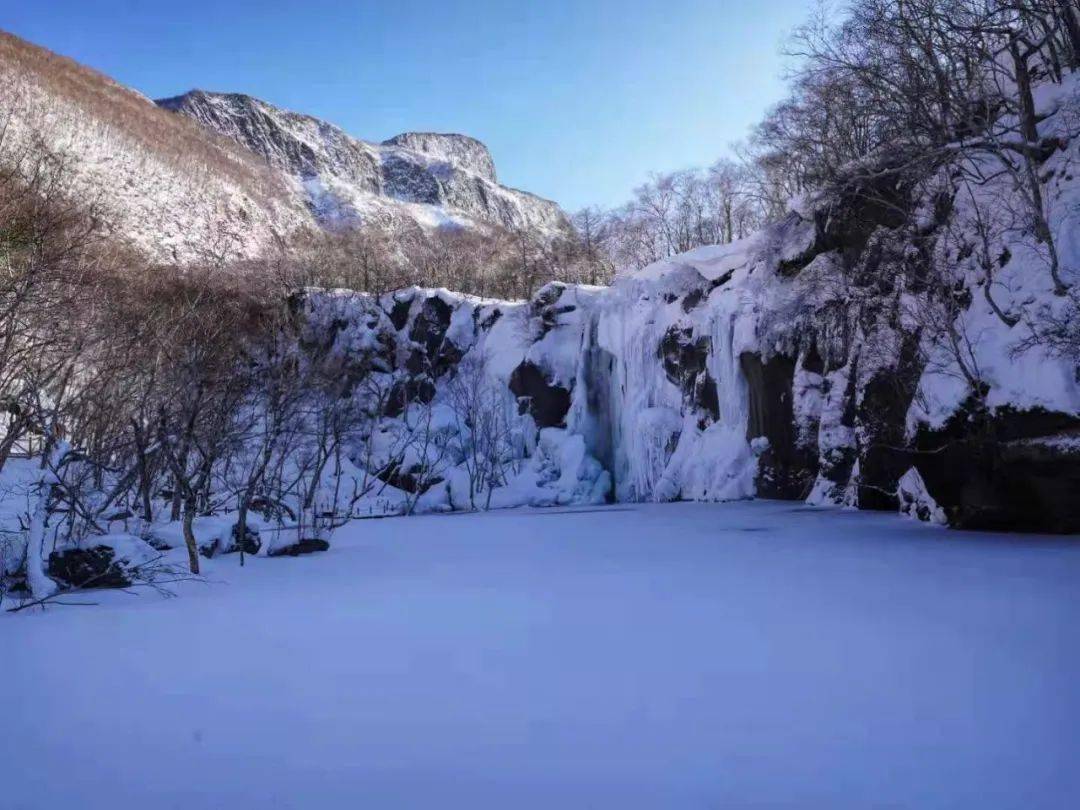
top-left (0, 31), bottom-right (571, 265)
top-left (155, 88), bottom-right (570, 237)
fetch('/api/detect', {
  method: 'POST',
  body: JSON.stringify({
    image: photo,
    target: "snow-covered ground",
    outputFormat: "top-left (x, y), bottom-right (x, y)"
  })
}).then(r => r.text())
top-left (4, 501), bottom-right (1079, 809)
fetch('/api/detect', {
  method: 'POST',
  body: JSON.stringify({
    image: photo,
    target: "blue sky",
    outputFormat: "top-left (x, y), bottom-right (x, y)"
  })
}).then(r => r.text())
top-left (5, 0), bottom-right (808, 211)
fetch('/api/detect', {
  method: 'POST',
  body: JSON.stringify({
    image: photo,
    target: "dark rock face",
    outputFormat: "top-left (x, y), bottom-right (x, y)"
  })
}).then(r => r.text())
top-left (157, 91), bottom-right (381, 189)
top-left (432, 341), bottom-right (464, 379)
top-left (532, 283), bottom-right (577, 337)
top-left (478, 308), bottom-right (502, 331)
top-left (681, 288), bottom-right (705, 313)
top-left (913, 405), bottom-right (1080, 533)
top-left (385, 376), bottom-right (436, 418)
top-left (408, 296), bottom-right (453, 356)
top-left (659, 327), bottom-right (719, 423)
top-left (855, 333), bottom-right (923, 511)
top-left (268, 538), bottom-right (330, 557)
top-left (740, 352), bottom-right (817, 499)
top-left (659, 327), bottom-right (706, 385)
top-left (509, 361), bottom-right (571, 428)
top-left (381, 132), bottom-right (498, 182)
top-left (381, 153), bottom-right (441, 205)
top-left (388, 295), bottom-right (413, 330)
top-left (777, 162), bottom-right (914, 278)
top-left (48, 547), bottom-right (132, 589)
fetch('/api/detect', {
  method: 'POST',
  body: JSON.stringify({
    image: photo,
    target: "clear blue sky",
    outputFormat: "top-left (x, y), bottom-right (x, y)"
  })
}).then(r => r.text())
top-left (4, 0), bottom-right (809, 211)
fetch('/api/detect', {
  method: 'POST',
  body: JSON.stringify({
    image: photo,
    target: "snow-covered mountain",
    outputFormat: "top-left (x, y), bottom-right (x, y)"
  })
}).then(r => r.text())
top-left (155, 90), bottom-right (570, 236)
top-left (0, 32), bottom-right (570, 265)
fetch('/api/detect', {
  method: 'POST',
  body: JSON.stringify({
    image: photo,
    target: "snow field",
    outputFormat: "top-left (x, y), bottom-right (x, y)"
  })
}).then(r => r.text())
top-left (4, 500), bottom-right (1079, 809)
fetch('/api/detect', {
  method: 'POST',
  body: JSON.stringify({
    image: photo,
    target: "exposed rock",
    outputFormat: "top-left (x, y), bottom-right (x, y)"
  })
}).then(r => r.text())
top-left (855, 333), bottom-right (922, 511)
top-left (373, 460), bottom-right (442, 494)
top-left (509, 361), bottom-right (571, 428)
top-left (914, 406), bottom-right (1080, 533)
top-left (408, 295), bottom-right (454, 356)
top-left (681, 288), bottom-right (705, 313)
top-left (658, 327), bottom-right (718, 423)
top-left (897, 467), bottom-right (947, 524)
top-left (741, 352), bottom-right (817, 499)
top-left (388, 295), bottom-right (414, 330)
top-left (267, 538), bottom-right (330, 557)
top-left (47, 536), bottom-right (159, 589)
top-left (382, 132), bottom-right (498, 182)
top-left (385, 376), bottom-right (436, 418)
top-left (229, 524), bottom-right (261, 556)
top-left (48, 547), bottom-right (133, 589)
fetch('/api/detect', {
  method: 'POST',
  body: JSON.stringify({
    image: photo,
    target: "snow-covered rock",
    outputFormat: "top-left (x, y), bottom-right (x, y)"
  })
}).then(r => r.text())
top-left (156, 90), bottom-right (571, 237)
top-left (295, 87), bottom-right (1080, 531)
top-left (47, 534), bottom-right (161, 589)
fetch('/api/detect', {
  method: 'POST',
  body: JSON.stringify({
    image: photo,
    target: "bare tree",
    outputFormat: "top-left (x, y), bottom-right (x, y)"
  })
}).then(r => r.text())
top-left (445, 352), bottom-right (516, 510)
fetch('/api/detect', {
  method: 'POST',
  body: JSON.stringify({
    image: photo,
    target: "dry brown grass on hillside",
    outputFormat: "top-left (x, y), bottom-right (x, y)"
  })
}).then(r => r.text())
top-left (0, 30), bottom-right (293, 210)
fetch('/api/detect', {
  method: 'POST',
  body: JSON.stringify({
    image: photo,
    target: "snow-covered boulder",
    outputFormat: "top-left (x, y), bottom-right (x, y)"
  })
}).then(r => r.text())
top-left (148, 515), bottom-right (260, 558)
top-left (47, 534), bottom-right (160, 590)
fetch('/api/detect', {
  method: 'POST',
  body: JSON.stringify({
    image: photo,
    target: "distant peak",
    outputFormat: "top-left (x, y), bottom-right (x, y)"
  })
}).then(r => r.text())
top-left (382, 132), bottom-right (497, 182)
top-left (156, 89), bottom-right (264, 109)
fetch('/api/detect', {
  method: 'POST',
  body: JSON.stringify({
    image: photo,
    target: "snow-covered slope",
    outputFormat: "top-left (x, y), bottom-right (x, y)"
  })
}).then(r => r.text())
top-left (0, 32), bottom-right (314, 263)
top-left (156, 90), bottom-right (571, 236)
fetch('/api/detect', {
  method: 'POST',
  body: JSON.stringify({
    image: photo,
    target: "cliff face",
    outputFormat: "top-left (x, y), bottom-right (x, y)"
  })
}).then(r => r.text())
top-left (301, 74), bottom-right (1080, 532)
top-left (302, 196), bottom-right (1078, 531)
top-left (156, 90), bottom-right (571, 237)
top-left (382, 132), bottom-right (498, 182)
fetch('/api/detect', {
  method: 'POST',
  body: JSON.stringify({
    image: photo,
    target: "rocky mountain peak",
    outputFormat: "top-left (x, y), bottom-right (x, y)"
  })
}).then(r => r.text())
top-left (156, 90), bottom-right (568, 237)
top-left (381, 132), bottom-right (498, 182)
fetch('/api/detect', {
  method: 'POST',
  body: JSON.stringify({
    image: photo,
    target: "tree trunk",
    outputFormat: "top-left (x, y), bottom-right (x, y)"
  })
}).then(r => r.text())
top-left (138, 461), bottom-right (154, 525)
top-left (1011, 37), bottom-right (1069, 295)
top-left (1010, 38), bottom-right (1039, 148)
top-left (24, 470), bottom-right (59, 599)
top-left (236, 498), bottom-right (249, 567)
top-left (0, 418), bottom-right (28, 476)
top-left (182, 497), bottom-right (200, 575)
top-left (1059, 1), bottom-right (1080, 68)
top-left (170, 476), bottom-right (183, 521)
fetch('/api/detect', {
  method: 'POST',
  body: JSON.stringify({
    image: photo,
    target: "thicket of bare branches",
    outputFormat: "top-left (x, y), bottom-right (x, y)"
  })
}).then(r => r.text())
top-left (285, 215), bottom-right (614, 300)
top-left (0, 31), bottom-right (291, 210)
top-left (583, 0), bottom-right (1080, 288)
top-left (0, 134), bottom-right (560, 590)
top-left (567, 160), bottom-right (767, 273)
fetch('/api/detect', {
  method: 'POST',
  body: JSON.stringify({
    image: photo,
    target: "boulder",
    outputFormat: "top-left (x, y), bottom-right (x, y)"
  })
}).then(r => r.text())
top-left (47, 535), bottom-right (159, 590)
top-left (268, 538), bottom-right (330, 557)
